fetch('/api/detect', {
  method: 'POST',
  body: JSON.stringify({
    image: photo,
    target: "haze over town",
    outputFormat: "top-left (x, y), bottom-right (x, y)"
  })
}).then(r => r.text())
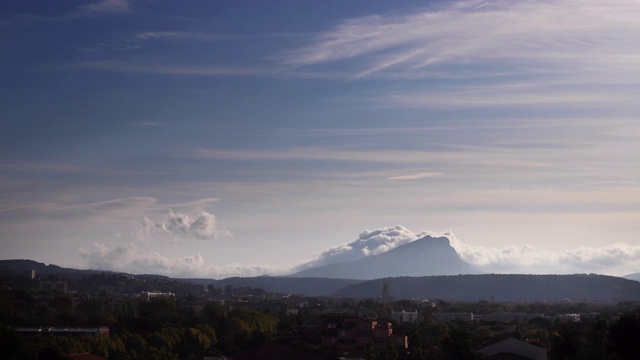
top-left (1, 0), bottom-right (640, 279)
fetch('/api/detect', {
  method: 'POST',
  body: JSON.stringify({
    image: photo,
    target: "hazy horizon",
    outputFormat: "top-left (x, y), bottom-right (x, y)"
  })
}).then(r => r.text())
top-left (2, 0), bottom-right (639, 279)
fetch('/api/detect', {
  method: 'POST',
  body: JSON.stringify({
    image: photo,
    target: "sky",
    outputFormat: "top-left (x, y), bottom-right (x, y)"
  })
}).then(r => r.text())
top-left (1, 0), bottom-right (640, 279)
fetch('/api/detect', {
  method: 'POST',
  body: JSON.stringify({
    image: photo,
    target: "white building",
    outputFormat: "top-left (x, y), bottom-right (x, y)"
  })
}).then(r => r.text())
top-left (391, 310), bottom-right (419, 323)
top-left (431, 312), bottom-right (474, 322)
top-left (481, 312), bottom-right (545, 323)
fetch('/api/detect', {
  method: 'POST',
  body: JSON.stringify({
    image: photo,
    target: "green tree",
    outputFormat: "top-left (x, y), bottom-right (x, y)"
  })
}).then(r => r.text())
top-left (380, 339), bottom-right (399, 360)
top-left (583, 317), bottom-right (608, 360)
top-left (550, 323), bottom-right (583, 360)
top-left (417, 322), bottom-right (449, 348)
top-left (140, 298), bottom-right (178, 324)
top-left (0, 326), bottom-right (29, 360)
top-left (440, 328), bottom-right (483, 360)
top-left (178, 327), bottom-right (211, 357)
top-left (408, 347), bottom-right (425, 360)
top-left (608, 310), bottom-right (640, 359)
top-left (364, 341), bottom-right (377, 360)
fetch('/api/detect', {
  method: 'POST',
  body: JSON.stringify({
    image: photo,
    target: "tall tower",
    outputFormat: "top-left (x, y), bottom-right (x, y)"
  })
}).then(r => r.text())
top-left (381, 281), bottom-right (390, 304)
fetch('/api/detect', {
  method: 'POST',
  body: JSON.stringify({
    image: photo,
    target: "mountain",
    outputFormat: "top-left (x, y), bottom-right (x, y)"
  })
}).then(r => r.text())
top-left (3, 260), bottom-right (640, 301)
top-left (184, 277), bottom-right (363, 297)
top-left (290, 235), bottom-right (479, 280)
top-left (334, 274), bottom-right (640, 301)
top-left (0, 259), bottom-right (112, 277)
top-left (624, 272), bottom-right (640, 281)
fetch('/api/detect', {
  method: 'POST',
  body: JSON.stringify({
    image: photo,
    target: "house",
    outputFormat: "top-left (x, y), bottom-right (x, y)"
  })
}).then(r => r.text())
top-left (16, 326), bottom-right (109, 337)
top-left (467, 322), bottom-right (516, 336)
top-left (184, 349), bottom-right (230, 360)
top-left (65, 353), bottom-right (108, 360)
top-left (302, 314), bottom-right (407, 353)
top-left (233, 343), bottom-right (336, 360)
top-left (475, 337), bottom-right (548, 360)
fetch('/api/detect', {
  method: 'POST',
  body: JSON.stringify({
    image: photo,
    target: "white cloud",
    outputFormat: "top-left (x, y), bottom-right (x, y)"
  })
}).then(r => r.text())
top-left (75, 60), bottom-right (263, 76)
top-left (132, 216), bottom-right (154, 245)
top-left (283, 0), bottom-right (640, 78)
top-left (294, 225), bottom-right (429, 271)
top-left (79, 0), bottom-right (130, 14)
top-left (447, 232), bottom-right (640, 276)
top-left (383, 89), bottom-right (631, 109)
top-left (193, 147), bottom-right (549, 168)
top-left (296, 226), bottom-right (640, 277)
top-left (79, 242), bottom-right (286, 278)
top-left (78, 225), bottom-right (640, 278)
top-left (387, 172), bottom-right (442, 180)
top-left (279, 0), bottom-right (640, 111)
top-left (159, 210), bottom-right (226, 240)
top-left (0, 196), bottom-right (158, 220)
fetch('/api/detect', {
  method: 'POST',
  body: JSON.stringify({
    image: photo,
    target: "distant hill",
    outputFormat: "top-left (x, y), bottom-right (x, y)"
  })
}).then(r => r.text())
top-left (0, 259), bottom-right (111, 278)
top-left (623, 272), bottom-right (640, 281)
top-left (290, 235), bottom-right (479, 279)
top-left (334, 274), bottom-right (640, 301)
top-left (184, 277), bottom-right (363, 297)
top-left (4, 259), bottom-right (640, 302)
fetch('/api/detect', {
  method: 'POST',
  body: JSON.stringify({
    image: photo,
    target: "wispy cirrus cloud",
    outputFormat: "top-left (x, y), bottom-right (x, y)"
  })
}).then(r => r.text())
top-left (79, 0), bottom-right (130, 14)
top-left (0, 196), bottom-right (158, 219)
top-left (387, 171), bottom-right (442, 181)
top-left (192, 147), bottom-right (550, 168)
top-left (282, 0), bottom-right (640, 78)
top-left (382, 88), bottom-right (632, 109)
top-left (77, 31), bottom-right (239, 52)
top-left (276, 0), bottom-right (640, 112)
top-left (75, 60), bottom-right (264, 76)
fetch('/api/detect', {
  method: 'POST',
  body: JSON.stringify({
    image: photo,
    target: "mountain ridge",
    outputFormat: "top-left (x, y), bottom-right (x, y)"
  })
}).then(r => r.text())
top-left (290, 235), bottom-right (480, 279)
top-left (2, 259), bottom-right (640, 301)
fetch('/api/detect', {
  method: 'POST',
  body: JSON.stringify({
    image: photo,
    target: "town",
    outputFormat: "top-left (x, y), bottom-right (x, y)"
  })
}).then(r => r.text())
top-left (2, 267), bottom-right (640, 359)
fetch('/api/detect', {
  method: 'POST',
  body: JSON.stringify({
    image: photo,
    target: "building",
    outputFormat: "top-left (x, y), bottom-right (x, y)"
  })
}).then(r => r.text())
top-left (480, 312), bottom-right (545, 323)
top-left (302, 314), bottom-right (408, 353)
top-left (381, 281), bottom-right (391, 303)
top-left (65, 353), bottom-right (108, 360)
top-left (555, 314), bottom-right (580, 322)
top-left (233, 343), bottom-right (335, 360)
top-left (184, 350), bottom-right (230, 360)
top-left (143, 291), bottom-right (175, 301)
top-left (16, 326), bottom-right (109, 337)
top-left (475, 337), bottom-right (548, 360)
top-left (228, 300), bottom-right (299, 318)
top-left (391, 310), bottom-right (420, 323)
top-left (431, 312), bottom-right (474, 322)
top-left (39, 281), bottom-right (68, 294)
top-left (467, 322), bottom-right (516, 336)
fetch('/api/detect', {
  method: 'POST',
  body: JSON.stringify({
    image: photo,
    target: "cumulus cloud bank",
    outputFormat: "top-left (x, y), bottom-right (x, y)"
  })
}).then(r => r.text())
top-left (80, 242), bottom-right (287, 279)
top-left (81, 224), bottom-right (640, 278)
top-left (445, 232), bottom-right (640, 276)
top-left (295, 225), bottom-right (640, 277)
top-left (159, 210), bottom-right (222, 240)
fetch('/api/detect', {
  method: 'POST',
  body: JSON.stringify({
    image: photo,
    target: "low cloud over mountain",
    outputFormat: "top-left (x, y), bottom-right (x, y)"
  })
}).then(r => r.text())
top-left (77, 224), bottom-right (640, 279)
top-left (291, 234), bottom-right (479, 279)
top-left (292, 225), bottom-right (429, 272)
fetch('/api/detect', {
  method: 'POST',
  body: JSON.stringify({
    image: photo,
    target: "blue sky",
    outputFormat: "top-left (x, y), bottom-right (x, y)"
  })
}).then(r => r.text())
top-left (2, 0), bottom-right (640, 278)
